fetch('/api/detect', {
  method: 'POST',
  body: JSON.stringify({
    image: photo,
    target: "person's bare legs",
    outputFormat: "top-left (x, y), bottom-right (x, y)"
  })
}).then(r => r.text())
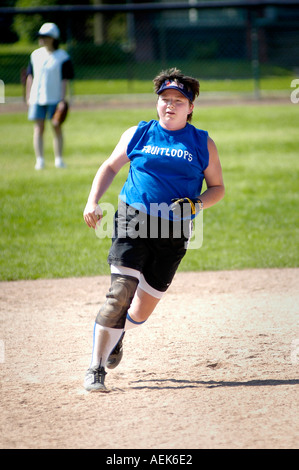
top-left (127, 286), bottom-right (161, 324)
top-left (33, 119), bottom-right (45, 169)
top-left (105, 285), bottom-right (161, 370)
top-left (52, 122), bottom-right (66, 168)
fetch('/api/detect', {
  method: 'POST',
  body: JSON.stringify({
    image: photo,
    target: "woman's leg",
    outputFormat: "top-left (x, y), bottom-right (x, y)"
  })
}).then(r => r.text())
top-left (52, 122), bottom-right (65, 168)
top-left (106, 284), bottom-right (162, 370)
top-left (84, 270), bottom-right (139, 391)
top-left (127, 285), bottom-right (161, 325)
top-left (33, 119), bottom-right (45, 169)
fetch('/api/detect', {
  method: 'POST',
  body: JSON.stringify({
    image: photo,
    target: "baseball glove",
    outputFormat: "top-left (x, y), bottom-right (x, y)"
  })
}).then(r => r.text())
top-left (170, 197), bottom-right (203, 217)
top-left (52, 101), bottom-right (69, 126)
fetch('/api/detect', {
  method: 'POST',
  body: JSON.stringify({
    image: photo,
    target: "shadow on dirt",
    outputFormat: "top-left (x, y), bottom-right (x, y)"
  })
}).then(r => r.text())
top-left (129, 378), bottom-right (299, 390)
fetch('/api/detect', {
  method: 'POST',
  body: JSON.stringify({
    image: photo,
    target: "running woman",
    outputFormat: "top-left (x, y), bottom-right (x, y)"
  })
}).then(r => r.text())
top-left (83, 68), bottom-right (225, 391)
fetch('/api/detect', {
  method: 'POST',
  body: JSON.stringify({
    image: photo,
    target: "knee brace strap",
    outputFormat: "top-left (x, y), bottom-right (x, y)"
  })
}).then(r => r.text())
top-left (96, 274), bottom-right (138, 328)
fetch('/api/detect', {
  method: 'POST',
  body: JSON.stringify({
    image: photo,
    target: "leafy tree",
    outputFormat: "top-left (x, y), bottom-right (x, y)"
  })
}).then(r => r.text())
top-left (13, 0), bottom-right (62, 42)
top-left (12, 0), bottom-right (93, 43)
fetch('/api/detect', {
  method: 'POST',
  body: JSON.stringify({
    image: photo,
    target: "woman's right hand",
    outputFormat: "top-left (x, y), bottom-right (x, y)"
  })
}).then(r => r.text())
top-left (83, 203), bottom-right (103, 229)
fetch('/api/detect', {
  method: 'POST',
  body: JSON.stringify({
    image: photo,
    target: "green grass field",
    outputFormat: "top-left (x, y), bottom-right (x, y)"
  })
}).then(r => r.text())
top-left (4, 75), bottom-right (294, 99)
top-left (0, 102), bottom-right (298, 281)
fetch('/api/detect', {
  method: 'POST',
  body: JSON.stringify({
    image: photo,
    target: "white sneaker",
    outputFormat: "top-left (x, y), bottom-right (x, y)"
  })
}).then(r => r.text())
top-left (55, 158), bottom-right (66, 168)
top-left (35, 157), bottom-right (45, 170)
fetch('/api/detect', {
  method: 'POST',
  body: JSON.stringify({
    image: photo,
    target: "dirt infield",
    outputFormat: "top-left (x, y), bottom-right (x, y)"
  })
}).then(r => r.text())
top-left (0, 268), bottom-right (298, 449)
top-left (0, 95), bottom-right (290, 115)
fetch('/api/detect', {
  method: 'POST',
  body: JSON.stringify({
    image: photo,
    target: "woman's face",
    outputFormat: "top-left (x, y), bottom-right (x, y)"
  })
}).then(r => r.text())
top-left (38, 35), bottom-right (55, 50)
top-left (157, 89), bottom-right (194, 131)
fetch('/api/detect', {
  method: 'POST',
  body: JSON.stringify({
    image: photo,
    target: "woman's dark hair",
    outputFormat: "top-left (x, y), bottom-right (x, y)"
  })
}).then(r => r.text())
top-left (153, 67), bottom-right (200, 122)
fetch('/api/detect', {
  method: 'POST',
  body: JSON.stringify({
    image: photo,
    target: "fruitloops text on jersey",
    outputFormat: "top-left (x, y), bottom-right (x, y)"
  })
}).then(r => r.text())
top-left (141, 145), bottom-right (193, 162)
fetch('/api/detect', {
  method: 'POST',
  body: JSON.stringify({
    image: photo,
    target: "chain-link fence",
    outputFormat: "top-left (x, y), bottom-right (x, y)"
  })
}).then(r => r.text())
top-left (1, 0), bottom-right (299, 100)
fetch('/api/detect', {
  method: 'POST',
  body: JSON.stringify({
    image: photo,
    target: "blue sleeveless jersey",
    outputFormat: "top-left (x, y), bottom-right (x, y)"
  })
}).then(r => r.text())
top-left (119, 120), bottom-right (209, 220)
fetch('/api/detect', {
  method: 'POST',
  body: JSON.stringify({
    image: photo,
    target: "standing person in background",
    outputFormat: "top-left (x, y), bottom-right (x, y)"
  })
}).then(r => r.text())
top-left (26, 23), bottom-right (74, 170)
top-left (82, 67), bottom-right (225, 392)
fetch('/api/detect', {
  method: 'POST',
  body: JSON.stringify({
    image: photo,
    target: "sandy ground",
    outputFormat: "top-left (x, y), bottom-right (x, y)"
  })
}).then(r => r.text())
top-left (0, 95), bottom-right (291, 115)
top-left (0, 268), bottom-right (298, 450)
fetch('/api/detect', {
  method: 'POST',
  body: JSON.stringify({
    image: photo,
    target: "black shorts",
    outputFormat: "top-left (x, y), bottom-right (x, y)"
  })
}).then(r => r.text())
top-left (107, 200), bottom-right (191, 292)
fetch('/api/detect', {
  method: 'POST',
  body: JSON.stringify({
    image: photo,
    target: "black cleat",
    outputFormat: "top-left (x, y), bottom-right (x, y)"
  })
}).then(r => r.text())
top-left (106, 332), bottom-right (125, 369)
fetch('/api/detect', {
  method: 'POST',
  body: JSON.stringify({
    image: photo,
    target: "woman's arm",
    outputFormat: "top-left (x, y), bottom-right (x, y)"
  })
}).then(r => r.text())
top-left (61, 79), bottom-right (68, 102)
top-left (200, 137), bottom-right (225, 209)
top-left (83, 126), bottom-right (137, 229)
top-left (26, 74), bottom-right (33, 105)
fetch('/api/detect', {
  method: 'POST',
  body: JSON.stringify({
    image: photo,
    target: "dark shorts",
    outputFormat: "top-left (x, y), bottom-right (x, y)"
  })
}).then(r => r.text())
top-left (107, 200), bottom-right (192, 292)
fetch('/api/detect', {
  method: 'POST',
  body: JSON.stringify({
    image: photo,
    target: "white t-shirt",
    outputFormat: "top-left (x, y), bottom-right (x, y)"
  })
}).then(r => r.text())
top-left (28, 47), bottom-right (73, 105)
